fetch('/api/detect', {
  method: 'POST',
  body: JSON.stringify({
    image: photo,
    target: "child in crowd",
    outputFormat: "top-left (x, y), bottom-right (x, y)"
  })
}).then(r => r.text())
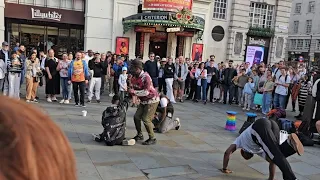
top-left (118, 67), bottom-right (128, 102)
top-left (262, 75), bottom-right (275, 115)
top-left (242, 77), bottom-right (255, 111)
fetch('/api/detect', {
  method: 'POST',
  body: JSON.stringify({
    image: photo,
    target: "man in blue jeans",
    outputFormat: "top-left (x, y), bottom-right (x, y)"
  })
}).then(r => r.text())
top-left (274, 67), bottom-right (291, 109)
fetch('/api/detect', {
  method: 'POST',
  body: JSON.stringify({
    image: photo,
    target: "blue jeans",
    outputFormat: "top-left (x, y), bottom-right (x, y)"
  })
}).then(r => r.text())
top-left (60, 77), bottom-right (69, 100)
top-left (273, 93), bottom-right (286, 109)
top-left (262, 92), bottom-right (272, 114)
top-left (197, 79), bottom-right (208, 101)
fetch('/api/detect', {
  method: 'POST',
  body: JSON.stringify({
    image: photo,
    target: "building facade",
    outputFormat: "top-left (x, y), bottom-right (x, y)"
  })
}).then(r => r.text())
top-left (288, 0), bottom-right (319, 65)
top-left (0, 0), bottom-right (291, 64)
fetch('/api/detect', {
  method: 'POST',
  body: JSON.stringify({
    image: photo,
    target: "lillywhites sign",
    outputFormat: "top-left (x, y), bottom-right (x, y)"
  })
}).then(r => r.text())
top-left (249, 37), bottom-right (266, 46)
top-left (31, 8), bottom-right (62, 21)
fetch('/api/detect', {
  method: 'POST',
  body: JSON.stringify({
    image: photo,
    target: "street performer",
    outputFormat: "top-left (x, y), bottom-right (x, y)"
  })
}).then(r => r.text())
top-left (221, 118), bottom-right (304, 180)
top-left (128, 59), bottom-right (159, 145)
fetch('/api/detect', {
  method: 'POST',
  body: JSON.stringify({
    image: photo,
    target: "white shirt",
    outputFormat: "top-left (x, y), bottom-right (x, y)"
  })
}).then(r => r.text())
top-left (160, 97), bottom-right (168, 107)
top-left (275, 74), bottom-right (291, 96)
top-left (312, 79), bottom-right (320, 98)
top-left (118, 74), bottom-right (128, 91)
top-left (233, 125), bottom-right (266, 158)
top-left (195, 68), bottom-right (207, 86)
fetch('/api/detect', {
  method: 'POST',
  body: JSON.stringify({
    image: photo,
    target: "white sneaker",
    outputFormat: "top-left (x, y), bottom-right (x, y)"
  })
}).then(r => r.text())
top-left (26, 100), bottom-right (30, 103)
top-left (122, 139), bottom-right (136, 146)
top-left (246, 108), bottom-right (250, 111)
top-left (47, 98), bottom-right (52, 102)
top-left (242, 107), bottom-right (246, 110)
top-left (109, 93), bottom-right (113, 97)
top-left (52, 97), bottom-right (58, 101)
top-left (175, 118), bottom-right (181, 130)
top-left (64, 100), bottom-right (70, 104)
top-left (59, 99), bottom-right (65, 104)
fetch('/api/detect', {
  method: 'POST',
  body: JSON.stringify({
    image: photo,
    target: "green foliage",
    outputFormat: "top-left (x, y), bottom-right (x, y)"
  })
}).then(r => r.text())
top-left (247, 26), bottom-right (275, 38)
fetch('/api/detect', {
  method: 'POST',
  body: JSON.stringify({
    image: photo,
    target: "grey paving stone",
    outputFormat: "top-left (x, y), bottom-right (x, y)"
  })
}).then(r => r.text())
top-left (96, 163), bottom-right (145, 180)
top-left (141, 165), bottom-right (197, 179)
top-left (77, 163), bottom-right (101, 178)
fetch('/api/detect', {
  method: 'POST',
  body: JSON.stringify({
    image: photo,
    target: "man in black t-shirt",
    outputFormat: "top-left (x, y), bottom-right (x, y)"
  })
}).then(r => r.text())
top-left (206, 60), bottom-right (218, 103)
top-left (222, 60), bottom-right (237, 105)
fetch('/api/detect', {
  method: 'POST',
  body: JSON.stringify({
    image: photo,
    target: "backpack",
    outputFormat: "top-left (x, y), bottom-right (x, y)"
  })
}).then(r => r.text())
top-left (279, 75), bottom-right (288, 83)
top-left (101, 105), bottom-right (126, 146)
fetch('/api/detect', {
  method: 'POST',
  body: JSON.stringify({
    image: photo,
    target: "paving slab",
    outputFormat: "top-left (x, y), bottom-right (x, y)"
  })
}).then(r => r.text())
top-left (141, 165), bottom-right (197, 179)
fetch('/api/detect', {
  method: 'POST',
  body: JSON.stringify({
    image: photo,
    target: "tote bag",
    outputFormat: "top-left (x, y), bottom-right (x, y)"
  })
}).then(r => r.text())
top-left (254, 93), bottom-right (263, 106)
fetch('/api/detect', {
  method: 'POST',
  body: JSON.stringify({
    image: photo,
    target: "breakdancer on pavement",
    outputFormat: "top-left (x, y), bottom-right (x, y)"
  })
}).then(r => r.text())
top-left (221, 118), bottom-right (304, 180)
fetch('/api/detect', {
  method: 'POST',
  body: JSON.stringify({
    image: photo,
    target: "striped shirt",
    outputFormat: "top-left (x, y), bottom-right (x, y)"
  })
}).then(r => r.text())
top-left (7, 57), bottom-right (24, 73)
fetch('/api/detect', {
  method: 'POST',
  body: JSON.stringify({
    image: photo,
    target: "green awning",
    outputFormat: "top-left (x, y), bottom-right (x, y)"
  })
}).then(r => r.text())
top-left (122, 12), bottom-right (205, 34)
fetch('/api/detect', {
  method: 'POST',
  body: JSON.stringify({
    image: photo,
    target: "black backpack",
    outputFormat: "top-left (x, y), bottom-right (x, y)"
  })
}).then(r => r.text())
top-left (101, 105), bottom-right (126, 146)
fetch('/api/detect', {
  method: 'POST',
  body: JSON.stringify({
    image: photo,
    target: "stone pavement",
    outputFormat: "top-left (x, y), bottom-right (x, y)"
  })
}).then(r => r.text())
top-left (34, 91), bottom-right (320, 180)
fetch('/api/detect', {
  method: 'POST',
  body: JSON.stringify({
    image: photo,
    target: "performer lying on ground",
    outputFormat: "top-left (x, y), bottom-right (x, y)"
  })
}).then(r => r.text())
top-left (221, 118), bottom-right (304, 180)
top-left (92, 95), bottom-right (135, 146)
top-left (152, 94), bottom-right (181, 133)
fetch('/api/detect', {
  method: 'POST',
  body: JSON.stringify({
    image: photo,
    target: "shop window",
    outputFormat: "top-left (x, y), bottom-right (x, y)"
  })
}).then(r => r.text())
top-left (6, 0), bottom-right (19, 3)
top-left (304, 39), bottom-right (310, 49)
top-left (211, 26), bottom-right (225, 42)
top-left (35, 0), bottom-right (45, 6)
top-left (60, 0), bottom-right (73, 10)
top-left (234, 32), bottom-right (243, 55)
top-left (20, 24), bottom-right (46, 53)
top-left (19, 0), bottom-right (34, 5)
top-left (74, 0), bottom-right (84, 11)
top-left (295, 3), bottom-right (301, 13)
top-left (306, 20), bottom-right (312, 34)
top-left (276, 37), bottom-right (284, 58)
top-left (290, 39), bottom-right (297, 49)
top-left (297, 39), bottom-right (303, 50)
top-left (47, 0), bottom-right (60, 8)
top-left (213, 0), bottom-right (227, 20)
top-left (293, 21), bottom-right (299, 34)
top-left (249, 2), bottom-right (274, 28)
top-left (9, 23), bottom-right (20, 50)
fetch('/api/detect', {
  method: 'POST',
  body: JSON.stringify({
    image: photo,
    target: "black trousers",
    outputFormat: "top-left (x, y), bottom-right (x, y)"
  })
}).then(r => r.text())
top-left (188, 79), bottom-right (197, 100)
top-left (206, 81), bottom-right (216, 101)
top-left (114, 77), bottom-right (119, 94)
top-left (223, 84), bottom-right (234, 104)
top-left (158, 78), bottom-right (167, 94)
top-left (72, 81), bottom-right (86, 105)
top-left (252, 119), bottom-right (296, 180)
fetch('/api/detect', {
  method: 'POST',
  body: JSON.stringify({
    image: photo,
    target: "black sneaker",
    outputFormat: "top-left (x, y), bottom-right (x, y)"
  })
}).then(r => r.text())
top-left (133, 134), bottom-right (144, 141)
top-left (81, 104), bottom-right (86, 108)
top-left (75, 103), bottom-right (79, 107)
top-left (97, 100), bottom-right (101, 104)
top-left (87, 100), bottom-right (91, 103)
top-left (142, 138), bottom-right (157, 145)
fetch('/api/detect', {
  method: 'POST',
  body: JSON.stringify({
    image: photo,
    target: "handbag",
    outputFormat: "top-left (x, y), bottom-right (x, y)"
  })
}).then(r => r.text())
top-left (279, 130), bottom-right (288, 145)
top-left (254, 93), bottom-right (263, 106)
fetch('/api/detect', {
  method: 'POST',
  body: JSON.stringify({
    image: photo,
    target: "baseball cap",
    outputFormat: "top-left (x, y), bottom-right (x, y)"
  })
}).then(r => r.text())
top-left (122, 67), bottom-right (127, 71)
top-left (2, 42), bottom-right (9, 46)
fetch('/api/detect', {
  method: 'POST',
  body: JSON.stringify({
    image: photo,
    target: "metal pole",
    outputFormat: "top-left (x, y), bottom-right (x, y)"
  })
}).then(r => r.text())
top-left (307, 35), bottom-right (313, 74)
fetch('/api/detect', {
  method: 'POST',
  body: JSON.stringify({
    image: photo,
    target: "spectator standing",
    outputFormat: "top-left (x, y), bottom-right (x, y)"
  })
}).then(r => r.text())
top-left (242, 77), bottom-right (255, 110)
top-left (17, 45), bottom-right (27, 86)
top-left (164, 57), bottom-right (175, 103)
top-left (274, 68), bottom-right (291, 109)
top-left (158, 58), bottom-right (167, 95)
top-left (144, 52), bottom-right (159, 90)
top-left (174, 56), bottom-right (188, 102)
top-left (118, 67), bottom-right (128, 102)
top-left (222, 60), bottom-right (237, 105)
top-left (100, 53), bottom-right (108, 94)
top-left (107, 55), bottom-right (115, 96)
top-left (287, 68), bottom-right (301, 112)
top-left (236, 69), bottom-right (249, 106)
top-left (218, 63), bottom-right (225, 102)
top-left (13, 42), bottom-right (20, 52)
top-left (113, 56), bottom-right (127, 94)
top-left (7, 51), bottom-right (23, 99)
top-left (187, 62), bottom-right (198, 101)
top-left (0, 42), bottom-right (10, 95)
top-left (25, 52), bottom-right (41, 103)
top-left (56, 53), bottom-right (71, 104)
top-left (206, 59), bottom-right (218, 103)
top-left (67, 53), bottom-right (73, 100)
top-left (88, 57), bottom-right (103, 103)
top-left (195, 62), bottom-right (208, 104)
top-left (295, 76), bottom-right (312, 119)
top-left (262, 75), bottom-right (275, 114)
top-left (45, 49), bottom-right (60, 102)
top-left (68, 52), bottom-right (90, 107)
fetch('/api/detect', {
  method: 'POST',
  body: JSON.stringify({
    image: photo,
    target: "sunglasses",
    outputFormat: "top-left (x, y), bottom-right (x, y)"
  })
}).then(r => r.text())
top-left (150, 56), bottom-right (155, 57)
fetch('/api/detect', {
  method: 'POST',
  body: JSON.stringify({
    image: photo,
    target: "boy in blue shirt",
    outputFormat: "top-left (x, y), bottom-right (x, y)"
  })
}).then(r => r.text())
top-left (243, 77), bottom-right (255, 111)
